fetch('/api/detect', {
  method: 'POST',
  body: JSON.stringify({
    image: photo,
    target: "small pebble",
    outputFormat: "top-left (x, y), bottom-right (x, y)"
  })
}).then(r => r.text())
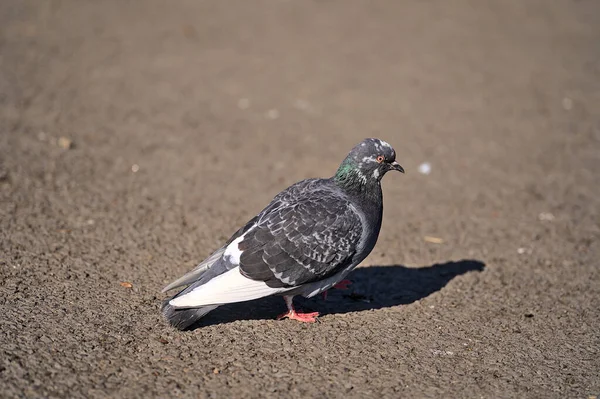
top-left (418, 162), bottom-right (431, 175)
top-left (562, 97), bottom-right (573, 110)
top-left (58, 136), bottom-right (73, 149)
top-left (424, 236), bottom-right (444, 244)
top-left (131, 164), bottom-right (140, 173)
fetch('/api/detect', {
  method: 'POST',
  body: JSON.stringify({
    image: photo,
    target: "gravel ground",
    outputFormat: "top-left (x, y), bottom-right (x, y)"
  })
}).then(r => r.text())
top-left (1, 1), bottom-right (599, 398)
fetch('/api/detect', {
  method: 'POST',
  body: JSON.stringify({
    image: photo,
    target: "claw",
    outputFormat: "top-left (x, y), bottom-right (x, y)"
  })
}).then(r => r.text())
top-left (278, 295), bottom-right (319, 323)
top-left (276, 310), bottom-right (319, 323)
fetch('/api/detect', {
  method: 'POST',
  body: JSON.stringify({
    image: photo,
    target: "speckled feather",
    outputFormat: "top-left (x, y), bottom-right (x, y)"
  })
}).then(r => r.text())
top-left (238, 180), bottom-right (363, 288)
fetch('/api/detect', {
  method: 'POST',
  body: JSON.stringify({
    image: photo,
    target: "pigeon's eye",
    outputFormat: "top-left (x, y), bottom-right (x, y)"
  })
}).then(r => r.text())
top-left (376, 155), bottom-right (385, 163)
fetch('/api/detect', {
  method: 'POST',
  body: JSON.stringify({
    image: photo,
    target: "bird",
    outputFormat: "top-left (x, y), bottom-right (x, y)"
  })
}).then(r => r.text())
top-left (161, 138), bottom-right (404, 330)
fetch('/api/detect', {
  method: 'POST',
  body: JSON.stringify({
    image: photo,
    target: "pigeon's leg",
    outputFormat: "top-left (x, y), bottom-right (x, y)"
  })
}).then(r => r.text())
top-left (277, 295), bottom-right (319, 323)
top-left (321, 279), bottom-right (352, 300)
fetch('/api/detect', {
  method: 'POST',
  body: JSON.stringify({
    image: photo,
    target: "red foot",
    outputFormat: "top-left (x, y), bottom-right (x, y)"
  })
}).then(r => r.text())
top-left (322, 279), bottom-right (352, 300)
top-left (276, 310), bottom-right (320, 323)
top-left (333, 279), bottom-right (352, 290)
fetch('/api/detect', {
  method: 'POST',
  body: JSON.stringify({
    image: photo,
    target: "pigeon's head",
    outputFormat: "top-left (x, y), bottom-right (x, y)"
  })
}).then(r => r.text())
top-left (334, 138), bottom-right (404, 188)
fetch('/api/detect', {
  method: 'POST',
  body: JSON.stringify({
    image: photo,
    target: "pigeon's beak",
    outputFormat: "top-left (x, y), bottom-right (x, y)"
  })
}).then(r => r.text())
top-left (389, 161), bottom-right (405, 173)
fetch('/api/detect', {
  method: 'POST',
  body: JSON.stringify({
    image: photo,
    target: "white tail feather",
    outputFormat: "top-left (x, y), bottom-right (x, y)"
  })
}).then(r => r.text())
top-left (169, 267), bottom-right (287, 308)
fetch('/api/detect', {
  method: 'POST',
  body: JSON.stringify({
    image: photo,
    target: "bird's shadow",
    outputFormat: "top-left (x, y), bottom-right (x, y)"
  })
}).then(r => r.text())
top-left (189, 259), bottom-right (485, 329)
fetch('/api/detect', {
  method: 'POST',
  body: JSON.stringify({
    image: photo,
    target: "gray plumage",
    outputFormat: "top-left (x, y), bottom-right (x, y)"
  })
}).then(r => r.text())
top-left (162, 138), bottom-right (404, 329)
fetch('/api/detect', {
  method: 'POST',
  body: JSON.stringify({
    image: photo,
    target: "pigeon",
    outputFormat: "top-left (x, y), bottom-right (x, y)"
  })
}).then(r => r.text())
top-left (161, 138), bottom-right (404, 329)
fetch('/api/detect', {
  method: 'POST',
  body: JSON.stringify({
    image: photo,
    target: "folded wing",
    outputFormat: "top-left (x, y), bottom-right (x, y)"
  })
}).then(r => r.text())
top-left (239, 190), bottom-right (363, 288)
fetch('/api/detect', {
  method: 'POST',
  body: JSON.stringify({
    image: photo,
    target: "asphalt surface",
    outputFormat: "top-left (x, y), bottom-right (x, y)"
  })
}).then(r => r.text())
top-left (1, 1), bottom-right (599, 398)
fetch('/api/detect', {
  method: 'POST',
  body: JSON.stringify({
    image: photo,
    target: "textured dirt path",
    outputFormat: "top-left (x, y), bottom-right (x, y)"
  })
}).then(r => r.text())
top-left (1, 1), bottom-right (599, 398)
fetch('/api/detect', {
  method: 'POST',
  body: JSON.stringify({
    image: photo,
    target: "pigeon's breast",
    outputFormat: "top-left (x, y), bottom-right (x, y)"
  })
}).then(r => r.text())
top-left (349, 201), bottom-right (382, 265)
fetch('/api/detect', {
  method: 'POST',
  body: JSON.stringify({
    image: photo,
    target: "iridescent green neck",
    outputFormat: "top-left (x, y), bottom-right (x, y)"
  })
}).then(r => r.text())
top-left (334, 159), bottom-right (368, 192)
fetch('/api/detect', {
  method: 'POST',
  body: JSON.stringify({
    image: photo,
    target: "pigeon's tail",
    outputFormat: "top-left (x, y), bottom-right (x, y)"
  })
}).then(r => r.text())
top-left (161, 257), bottom-right (232, 330)
top-left (161, 300), bottom-right (218, 330)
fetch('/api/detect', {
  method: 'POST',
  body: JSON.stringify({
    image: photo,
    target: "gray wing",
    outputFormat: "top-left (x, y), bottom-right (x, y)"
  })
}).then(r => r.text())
top-left (238, 190), bottom-right (363, 288)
